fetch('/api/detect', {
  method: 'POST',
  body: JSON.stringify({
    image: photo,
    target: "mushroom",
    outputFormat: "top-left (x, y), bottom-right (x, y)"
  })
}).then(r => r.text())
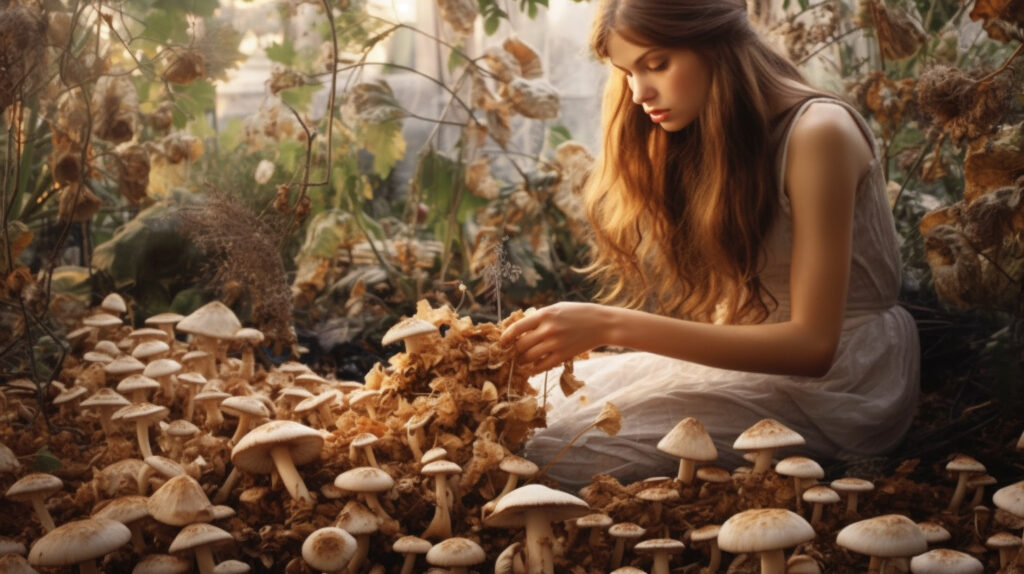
top-left (908, 548), bottom-right (983, 574)
top-left (27, 517), bottom-right (131, 574)
top-left (393, 535), bottom-right (431, 574)
top-left (334, 466), bottom-right (395, 522)
top-left (182, 350), bottom-right (214, 380)
top-left (696, 466), bottom-right (732, 498)
top-left (421, 460), bottom-right (462, 540)
top-left (966, 474), bottom-right (997, 508)
top-left (175, 301), bottom-right (242, 363)
top-left (405, 411), bottom-right (434, 462)
top-left (348, 389), bottom-right (381, 419)
top-left (83, 312), bottom-right (125, 340)
top-left (147, 475), bottom-right (215, 526)
top-left (52, 386), bottom-right (88, 418)
top-left (786, 555), bottom-right (822, 574)
top-left (296, 391), bottom-right (339, 430)
top-left (193, 390), bottom-right (230, 430)
top-left (168, 522), bottom-right (234, 574)
top-left (301, 527), bottom-right (357, 574)
top-left (732, 419), bottom-right (805, 475)
top-left (381, 317), bottom-right (440, 354)
top-left (81, 388), bottom-right (131, 437)
top-left (802, 485), bottom-right (840, 527)
top-left (986, 532), bottom-right (1021, 568)
top-left (101, 292), bottom-right (128, 315)
top-left (220, 396), bottom-right (270, 445)
top-left (176, 373), bottom-right (208, 422)
top-left (494, 542), bottom-right (526, 574)
top-left (232, 327), bottom-right (264, 380)
top-left (421, 446), bottom-right (448, 465)
top-left (163, 419), bottom-right (200, 461)
top-left (830, 477), bottom-right (875, 520)
top-left (131, 553), bottom-right (192, 574)
top-left (117, 375), bottom-right (161, 404)
top-left (496, 455), bottom-right (539, 500)
top-left (425, 538), bottom-right (486, 574)
top-left (635, 538), bottom-right (685, 574)
top-left (349, 432), bottom-right (380, 467)
top-left (575, 513), bottom-right (614, 547)
top-left (656, 417), bottom-right (718, 484)
top-left (6, 473), bottom-right (63, 532)
top-left (836, 514), bottom-right (927, 574)
top-left (774, 456), bottom-right (824, 514)
top-left (607, 523), bottom-right (646, 570)
top-left (143, 358), bottom-right (182, 402)
top-left (916, 521), bottom-right (951, 545)
top-left (104, 355), bottom-right (147, 385)
top-left (717, 508), bottom-right (815, 574)
top-left (946, 455), bottom-right (986, 514)
top-left (690, 524), bottom-right (722, 574)
top-left (145, 312), bottom-right (185, 341)
top-left (212, 559), bottom-right (250, 573)
top-left (91, 495), bottom-right (150, 553)
top-left (484, 484), bottom-right (591, 574)
top-left (230, 420), bottom-right (324, 504)
top-left (336, 500), bottom-right (380, 573)
top-left (113, 402), bottom-right (169, 459)
top-left (133, 340), bottom-right (171, 362)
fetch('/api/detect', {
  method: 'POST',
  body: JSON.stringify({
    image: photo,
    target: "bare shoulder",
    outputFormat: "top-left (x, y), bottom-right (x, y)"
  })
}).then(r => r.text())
top-left (787, 102), bottom-right (875, 172)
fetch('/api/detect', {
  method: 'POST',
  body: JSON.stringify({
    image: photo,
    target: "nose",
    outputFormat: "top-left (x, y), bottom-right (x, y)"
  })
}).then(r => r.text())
top-left (630, 75), bottom-right (654, 105)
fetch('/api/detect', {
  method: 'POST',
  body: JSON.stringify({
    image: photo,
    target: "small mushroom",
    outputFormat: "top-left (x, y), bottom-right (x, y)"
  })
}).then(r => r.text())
top-left (145, 312), bottom-right (185, 341)
top-left (802, 485), bottom-right (840, 527)
top-left (381, 317), bottom-right (440, 354)
top-left (732, 419), bottom-right (805, 475)
top-left (496, 455), bottom-right (539, 501)
top-left (656, 417), bottom-right (717, 484)
top-left (168, 522), bottom-right (234, 574)
top-left (690, 524), bottom-right (722, 574)
top-left (607, 523), bottom-right (646, 570)
top-left (143, 358), bottom-right (182, 402)
top-left (986, 532), bottom-right (1021, 568)
top-left (575, 513), bottom-right (614, 547)
top-left (916, 521), bottom-right (951, 545)
top-left (421, 460), bottom-right (462, 540)
top-left (92, 495), bottom-right (150, 554)
top-left (230, 420), bottom-right (324, 504)
top-left (485, 484), bottom-right (591, 574)
top-left (393, 535), bottom-right (431, 574)
top-left (6, 473), bottom-right (63, 532)
top-left (232, 327), bottom-right (264, 380)
top-left (635, 538), bottom-right (685, 574)
top-left (113, 402), bottom-right (169, 459)
top-left (909, 548), bottom-right (983, 574)
top-left (336, 500), bottom-right (380, 573)
top-left (774, 456), bottom-right (824, 514)
top-left (81, 388), bottom-right (131, 437)
top-left (220, 396), bottom-right (270, 445)
top-left (116, 375), bottom-right (161, 404)
top-left (334, 466), bottom-right (395, 522)
top-left (301, 527), bottom-right (357, 574)
top-left (830, 477), bottom-right (875, 520)
top-left (946, 455), bottom-right (986, 514)
top-left (147, 475), bottom-right (215, 526)
top-left (836, 514), bottom-right (927, 574)
top-left (426, 538), bottom-right (486, 574)
top-left (349, 433), bottom-right (380, 468)
top-left (28, 517), bottom-right (131, 574)
top-left (717, 508), bottom-right (815, 574)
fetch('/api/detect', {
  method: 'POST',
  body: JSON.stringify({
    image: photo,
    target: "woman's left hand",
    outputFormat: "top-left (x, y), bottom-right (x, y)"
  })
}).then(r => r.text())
top-left (499, 302), bottom-right (612, 374)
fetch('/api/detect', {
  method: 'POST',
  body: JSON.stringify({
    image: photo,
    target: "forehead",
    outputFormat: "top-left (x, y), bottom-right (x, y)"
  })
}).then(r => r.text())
top-left (606, 30), bottom-right (663, 67)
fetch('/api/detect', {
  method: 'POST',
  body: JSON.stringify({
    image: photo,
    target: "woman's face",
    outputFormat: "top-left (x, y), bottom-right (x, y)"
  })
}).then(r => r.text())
top-left (606, 30), bottom-right (711, 132)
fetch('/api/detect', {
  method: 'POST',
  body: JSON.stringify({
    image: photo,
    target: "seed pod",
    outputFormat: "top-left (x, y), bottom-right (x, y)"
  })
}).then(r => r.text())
top-left (162, 48), bottom-right (206, 85)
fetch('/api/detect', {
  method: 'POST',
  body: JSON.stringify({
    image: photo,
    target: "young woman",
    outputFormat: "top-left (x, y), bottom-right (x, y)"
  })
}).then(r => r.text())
top-left (500, 0), bottom-right (920, 488)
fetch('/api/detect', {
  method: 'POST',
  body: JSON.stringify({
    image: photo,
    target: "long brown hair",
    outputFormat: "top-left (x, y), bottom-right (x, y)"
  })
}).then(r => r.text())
top-left (582, 0), bottom-right (825, 323)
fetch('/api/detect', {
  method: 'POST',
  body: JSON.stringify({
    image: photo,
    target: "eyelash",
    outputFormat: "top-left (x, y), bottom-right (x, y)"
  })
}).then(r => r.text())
top-left (624, 61), bottom-right (667, 78)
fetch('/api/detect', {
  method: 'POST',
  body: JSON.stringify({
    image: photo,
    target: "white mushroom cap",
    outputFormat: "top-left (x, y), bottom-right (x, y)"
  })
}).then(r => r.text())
top-left (132, 554), bottom-right (192, 574)
top-left (803, 485), bottom-right (840, 504)
top-left (830, 477), bottom-right (875, 493)
top-left (93, 495), bottom-right (150, 524)
top-left (836, 514), bottom-right (927, 558)
top-left (83, 351), bottom-right (115, 364)
top-left (105, 356), bottom-right (147, 377)
top-left (147, 475), bottom-right (214, 526)
top-left (697, 466), bottom-right (732, 483)
top-left (230, 420), bottom-right (324, 474)
top-left (128, 327), bottom-right (171, 341)
top-left (115, 402), bottom-right (169, 425)
top-left (133, 340), bottom-right (171, 360)
top-left (775, 456), bottom-right (824, 479)
top-left (302, 527), bottom-right (357, 572)
top-left (212, 560), bottom-right (250, 574)
top-left (421, 447), bottom-right (448, 464)
top-left (83, 313), bottom-right (124, 328)
top-left (28, 517), bottom-right (131, 567)
top-left (144, 358), bottom-right (182, 378)
top-left (993, 480), bottom-right (1024, 517)
top-left (987, 531), bottom-right (1022, 549)
top-left (608, 523), bottom-right (646, 538)
top-left (176, 302), bottom-right (242, 340)
top-left (486, 484), bottom-right (591, 528)
top-left (786, 555), bottom-right (822, 574)
top-left (350, 433), bottom-right (379, 449)
top-left (6, 473), bottom-right (63, 500)
top-left (168, 522), bottom-right (234, 554)
top-left (422, 460), bottom-right (462, 477)
top-left (577, 513), bottom-right (614, 529)
top-left (690, 524), bottom-right (721, 542)
top-left (426, 537), bottom-right (486, 568)
top-left (946, 455), bottom-right (985, 474)
top-left (381, 317), bottom-right (439, 347)
top-left (909, 548), bottom-right (983, 574)
top-left (635, 537), bottom-right (685, 553)
top-left (0, 444), bottom-right (19, 474)
top-left (52, 385), bottom-right (88, 406)
top-left (220, 396), bottom-right (270, 420)
top-left (733, 419), bottom-right (805, 451)
top-left (393, 535), bottom-right (432, 554)
top-left (117, 375), bottom-right (161, 397)
top-left (916, 521), bottom-right (951, 544)
top-left (717, 508), bottom-right (815, 554)
top-left (145, 455), bottom-right (187, 478)
top-left (637, 486), bottom-right (679, 503)
top-left (82, 387), bottom-right (131, 408)
top-left (101, 293), bottom-right (128, 314)
top-left (145, 313), bottom-right (185, 327)
top-left (336, 500), bottom-right (381, 535)
top-left (165, 419), bottom-right (200, 438)
top-left (232, 328), bottom-right (264, 345)
top-left (334, 466), bottom-right (395, 493)
top-left (657, 417), bottom-right (717, 461)
top-left (94, 340), bottom-right (123, 356)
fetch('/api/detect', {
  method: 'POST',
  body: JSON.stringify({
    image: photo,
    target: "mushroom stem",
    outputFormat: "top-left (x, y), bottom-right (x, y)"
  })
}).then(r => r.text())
top-left (587, 528), bottom-right (603, 546)
top-left (361, 446), bottom-right (378, 468)
top-left (399, 553), bottom-right (416, 574)
top-left (270, 445), bottom-right (312, 504)
top-left (845, 493), bottom-right (861, 519)
top-left (998, 548), bottom-right (1012, 568)
top-left (525, 511), bottom-right (555, 574)
top-left (317, 404), bottom-right (335, 430)
top-left (810, 502), bottom-right (824, 526)
top-left (363, 493), bottom-right (393, 522)
top-left (498, 474), bottom-right (519, 499)
top-left (195, 546), bottom-right (217, 574)
top-left (969, 486), bottom-right (985, 508)
top-left (29, 496), bottom-right (56, 532)
top-left (707, 540), bottom-right (721, 574)
top-left (229, 414), bottom-right (253, 446)
top-left (241, 348), bottom-right (255, 380)
top-left (130, 525), bottom-right (145, 554)
top-left (407, 428), bottom-right (423, 462)
top-left (214, 467), bottom-right (242, 504)
top-left (422, 475), bottom-right (451, 539)
top-left (793, 477), bottom-right (804, 514)
top-left (752, 449), bottom-right (774, 475)
top-left (136, 422), bottom-right (154, 459)
top-left (678, 458), bottom-right (696, 484)
top-left (759, 549), bottom-right (786, 574)
top-left (868, 556), bottom-right (882, 574)
top-left (650, 551), bottom-right (671, 574)
top-left (611, 539), bottom-right (626, 570)
top-left (948, 472), bottom-right (970, 513)
top-left (348, 534), bottom-right (369, 573)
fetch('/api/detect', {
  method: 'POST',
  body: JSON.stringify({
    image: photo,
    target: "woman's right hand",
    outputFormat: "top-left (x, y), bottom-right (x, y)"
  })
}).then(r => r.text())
top-left (500, 302), bottom-right (614, 374)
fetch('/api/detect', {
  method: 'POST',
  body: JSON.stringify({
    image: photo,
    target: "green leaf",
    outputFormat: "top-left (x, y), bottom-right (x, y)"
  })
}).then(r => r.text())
top-left (142, 10), bottom-right (186, 44)
top-left (31, 446), bottom-right (62, 473)
top-left (349, 81), bottom-right (406, 123)
top-left (547, 124), bottom-right (572, 149)
top-left (484, 14), bottom-right (501, 35)
top-left (358, 120), bottom-right (407, 179)
top-left (266, 41), bottom-right (297, 65)
top-left (279, 84), bottom-right (321, 110)
top-left (797, 0), bottom-right (809, 9)
top-left (172, 80), bottom-right (216, 125)
top-left (448, 47), bottom-right (468, 74)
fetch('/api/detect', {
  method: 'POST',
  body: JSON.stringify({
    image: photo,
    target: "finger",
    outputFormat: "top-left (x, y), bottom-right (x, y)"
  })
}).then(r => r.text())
top-left (519, 340), bottom-right (563, 366)
top-left (500, 314), bottom-right (539, 344)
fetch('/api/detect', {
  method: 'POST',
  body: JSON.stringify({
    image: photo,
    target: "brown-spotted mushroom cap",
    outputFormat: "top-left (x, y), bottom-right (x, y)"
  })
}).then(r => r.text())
top-left (334, 466), bottom-right (395, 519)
top-left (946, 455), bottom-right (986, 513)
top-left (132, 554), bottom-right (193, 574)
top-left (909, 548), bottom-right (983, 574)
top-left (732, 419), bottom-right (805, 475)
top-left (0, 443), bottom-right (19, 475)
top-left (836, 514), bottom-right (926, 569)
top-left (774, 456), bottom-right (824, 513)
top-left (176, 302), bottom-right (242, 341)
top-left (831, 477), bottom-right (875, 518)
top-left (718, 508), bottom-right (815, 574)
top-left (145, 312), bottom-right (185, 339)
top-left (147, 475), bottom-right (214, 526)
top-left (301, 527), bottom-right (356, 573)
top-left (105, 356), bottom-right (147, 379)
top-left (635, 538), bottom-right (685, 574)
top-left (28, 517), bottom-right (131, 571)
top-left (83, 312), bottom-right (124, 330)
top-left (394, 535), bottom-right (431, 574)
top-left (6, 473), bottom-right (63, 532)
top-left (485, 484), bottom-right (590, 574)
top-left (426, 538), bottom-right (486, 573)
top-left (657, 417), bottom-right (718, 483)
top-left (220, 396), bottom-right (270, 444)
top-left (381, 317), bottom-right (440, 354)
top-left (916, 521), bottom-right (951, 544)
top-left (117, 375), bottom-right (161, 403)
top-left (987, 531), bottom-right (1022, 568)
top-left (168, 522), bottom-right (234, 574)
top-left (133, 340), bottom-right (171, 361)
top-left (786, 555), bottom-right (822, 574)
top-left (230, 420), bottom-right (323, 504)
top-left (690, 524), bottom-right (722, 573)
top-left (211, 560), bottom-right (250, 574)
top-left (992, 479), bottom-right (1024, 518)
top-left (93, 494), bottom-right (150, 553)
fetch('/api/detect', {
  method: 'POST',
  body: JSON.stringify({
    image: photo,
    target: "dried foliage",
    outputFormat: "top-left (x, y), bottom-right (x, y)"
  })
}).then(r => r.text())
top-left (0, 4), bottom-right (45, 114)
top-left (915, 65), bottom-right (1014, 146)
top-left (866, 0), bottom-right (926, 61)
top-left (178, 191), bottom-right (296, 351)
top-left (435, 0), bottom-right (478, 36)
top-left (91, 75), bottom-right (139, 144)
top-left (161, 47), bottom-right (207, 85)
top-left (970, 0), bottom-right (1024, 42)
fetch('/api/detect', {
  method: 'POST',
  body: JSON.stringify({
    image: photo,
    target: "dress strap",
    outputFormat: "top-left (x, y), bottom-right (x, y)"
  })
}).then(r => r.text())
top-left (773, 96), bottom-right (880, 199)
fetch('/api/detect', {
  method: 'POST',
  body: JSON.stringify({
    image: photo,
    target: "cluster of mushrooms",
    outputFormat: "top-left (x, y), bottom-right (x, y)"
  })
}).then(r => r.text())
top-left (0, 295), bottom-right (1023, 573)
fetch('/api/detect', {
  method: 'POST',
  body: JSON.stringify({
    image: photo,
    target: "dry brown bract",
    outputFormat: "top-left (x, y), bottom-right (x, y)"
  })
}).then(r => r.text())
top-left (916, 65), bottom-right (1013, 146)
top-left (970, 0), bottom-right (1024, 42)
top-left (866, 0), bottom-right (926, 61)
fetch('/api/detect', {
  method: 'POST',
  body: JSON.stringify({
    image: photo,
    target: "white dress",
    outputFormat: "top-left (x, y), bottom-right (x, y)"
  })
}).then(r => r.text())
top-left (522, 97), bottom-right (921, 489)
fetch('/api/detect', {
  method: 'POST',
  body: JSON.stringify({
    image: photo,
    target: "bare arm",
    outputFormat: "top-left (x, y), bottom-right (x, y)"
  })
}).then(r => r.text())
top-left (500, 103), bottom-right (874, 378)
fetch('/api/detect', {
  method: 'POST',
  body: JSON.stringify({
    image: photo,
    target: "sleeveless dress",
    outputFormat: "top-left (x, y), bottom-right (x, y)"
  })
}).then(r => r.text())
top-left (521, 97), bottom-right (921, 489)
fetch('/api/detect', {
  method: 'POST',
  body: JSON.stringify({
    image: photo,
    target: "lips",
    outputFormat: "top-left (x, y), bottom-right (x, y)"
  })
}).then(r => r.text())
top-left (647, 109), bottom-right (670, 123)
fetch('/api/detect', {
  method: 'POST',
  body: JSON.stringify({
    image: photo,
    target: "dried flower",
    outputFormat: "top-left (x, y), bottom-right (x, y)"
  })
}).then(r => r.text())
top-left (505, 78), bottom-right (560, 120)
top-left (867, 0), bottom-right (926, 61)
top-left (917, 65), bottom-right (1012, 145)
top-left (162, 48), bottom-right (206, 85)
top-left (115, 143), bottom-right (151, 203)
top-left (436, 0), bottom-right (478, 36)
top-left (593, 402), bottom-right (622, 436)
top-left (92, 75), bottom-right (139, 144)
top-left (57, 183), bottom-right (102, 223)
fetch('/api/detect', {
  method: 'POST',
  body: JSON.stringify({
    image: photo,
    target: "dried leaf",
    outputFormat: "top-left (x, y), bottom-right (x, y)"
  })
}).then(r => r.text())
top-left (58, 183), bottom-right (102, 223)
top-left (963, 122), bottom-right (1024, 202)
top-left (868, 0), bottom-right (926, 61)
top-left (483, 47), bottom-right (521, 84)
top-left (162, 48), bottom-right (206, 85)
top-left (558, 360), bottom-right (585, 397)
top-left (487, 107), bottom-right (511, 147)
top-left (466, 157), bottom-right (500, 200)
top-left (116, 143), bottom-right (151, 203)
top-left (348, 81), bottom-right (407, 123)
top-left (268, 65), bottom-right (306, 95)
top-left (506, 77), bottom-right (560, 120)
top-left (502, 35), bottom-right (543, 79)
top-left (594, 402), bottom-right (622, 436)
top-left (970, 0), bottom-right (1024, 42)
top-left (436, 0), bottom-right (478, 36)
